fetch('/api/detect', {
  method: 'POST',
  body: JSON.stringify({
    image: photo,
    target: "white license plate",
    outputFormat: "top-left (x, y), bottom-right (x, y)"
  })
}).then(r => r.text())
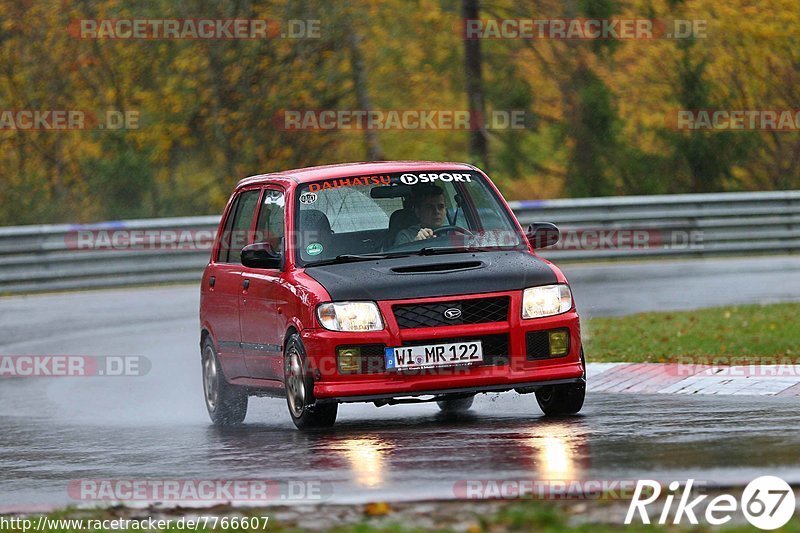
top-left (385, 341), bottom-right (483, 370)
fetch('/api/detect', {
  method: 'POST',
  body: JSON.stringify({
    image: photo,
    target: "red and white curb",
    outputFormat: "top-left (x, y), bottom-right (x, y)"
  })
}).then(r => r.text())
top-left (586, 363), bottom-right (800, 396)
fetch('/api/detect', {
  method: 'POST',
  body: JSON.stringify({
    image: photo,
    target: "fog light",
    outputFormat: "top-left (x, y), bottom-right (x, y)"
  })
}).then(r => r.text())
top-left (337, 347), bottom-right (361, 373)
top-left (549, 330), bottom-right (569, 356)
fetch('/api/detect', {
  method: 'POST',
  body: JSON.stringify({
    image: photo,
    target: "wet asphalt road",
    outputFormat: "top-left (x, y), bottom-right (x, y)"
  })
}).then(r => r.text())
top-left (1, 256), bottom-right (799, 510)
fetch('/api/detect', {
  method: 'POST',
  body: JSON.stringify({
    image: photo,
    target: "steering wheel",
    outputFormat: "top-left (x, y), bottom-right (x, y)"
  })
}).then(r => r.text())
top-left (432, 225), bottom-right (473, 237)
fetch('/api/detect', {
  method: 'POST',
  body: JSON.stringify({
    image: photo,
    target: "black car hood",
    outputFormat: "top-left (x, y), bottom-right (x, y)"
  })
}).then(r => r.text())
top-left (304, 250), bottom-right (558, 301)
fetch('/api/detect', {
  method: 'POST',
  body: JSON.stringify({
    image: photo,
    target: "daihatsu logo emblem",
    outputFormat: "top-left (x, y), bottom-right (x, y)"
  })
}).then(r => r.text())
top-left (444, 308), bottom-right (462, 320)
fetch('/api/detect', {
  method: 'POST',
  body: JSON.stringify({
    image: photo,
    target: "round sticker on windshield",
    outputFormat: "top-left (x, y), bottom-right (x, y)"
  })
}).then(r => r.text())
top-left (299, 192), bottom-right (317, 205)
top-left (306, 243), bottom-right (323, 256)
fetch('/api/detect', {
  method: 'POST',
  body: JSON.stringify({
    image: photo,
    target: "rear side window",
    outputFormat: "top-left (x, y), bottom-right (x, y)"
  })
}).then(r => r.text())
top-left (218, 189), bottom-right (260, 263)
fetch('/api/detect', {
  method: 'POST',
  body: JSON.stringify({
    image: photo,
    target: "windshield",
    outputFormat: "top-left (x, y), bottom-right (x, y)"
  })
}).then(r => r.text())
top-left (294, 171), bottom-right (525, 266)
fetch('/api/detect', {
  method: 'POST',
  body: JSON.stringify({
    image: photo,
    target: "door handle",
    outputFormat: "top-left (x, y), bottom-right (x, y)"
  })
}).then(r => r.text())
top-left (243, 279), bottom-right (250, 290)
top-left (208, 276), bottom-right (215, 287)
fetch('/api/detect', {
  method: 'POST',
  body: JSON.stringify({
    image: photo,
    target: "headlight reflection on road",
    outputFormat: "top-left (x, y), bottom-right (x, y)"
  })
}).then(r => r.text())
top-left (539, 436), bottom-right (573, 478)
top-left (333, 437), bottom-right (390, 488)
top-left (525, 423), bottom-right (582, 479)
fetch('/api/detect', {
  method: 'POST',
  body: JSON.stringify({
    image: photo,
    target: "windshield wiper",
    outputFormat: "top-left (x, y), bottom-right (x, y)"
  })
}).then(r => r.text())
top-left (416, 245), bottom-right (483, 255)
top-left (305, 252), bottom-right (410, 267)
top-left (416, 243), bottom-right (527, 255)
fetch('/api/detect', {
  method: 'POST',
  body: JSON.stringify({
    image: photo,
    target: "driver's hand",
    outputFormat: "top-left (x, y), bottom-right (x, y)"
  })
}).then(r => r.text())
top-left (414, 228), bottom-right (434, 241)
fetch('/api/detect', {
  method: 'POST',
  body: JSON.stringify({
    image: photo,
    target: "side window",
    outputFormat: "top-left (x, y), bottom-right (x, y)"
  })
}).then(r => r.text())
top-left (464, 181), bottom-right (508, 230)
top-left (219, 190), bottom-right (260, 264)
top-left (216, 195), bottom-right (240, 262)
top-left (254, 189), bottom-right (285, 252)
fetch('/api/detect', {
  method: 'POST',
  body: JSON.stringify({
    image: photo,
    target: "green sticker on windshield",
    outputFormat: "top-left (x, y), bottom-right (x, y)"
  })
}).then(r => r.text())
top-left (306, 243), bottom-right (323, 256)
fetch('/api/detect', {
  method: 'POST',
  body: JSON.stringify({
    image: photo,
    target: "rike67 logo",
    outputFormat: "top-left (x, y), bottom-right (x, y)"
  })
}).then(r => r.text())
top-left (626, 477), bottom-right (796, 530)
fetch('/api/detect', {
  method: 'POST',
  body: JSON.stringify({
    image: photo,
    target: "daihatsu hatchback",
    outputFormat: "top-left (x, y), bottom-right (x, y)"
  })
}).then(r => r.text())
top-left (199, 161), bottom-right (585, 429)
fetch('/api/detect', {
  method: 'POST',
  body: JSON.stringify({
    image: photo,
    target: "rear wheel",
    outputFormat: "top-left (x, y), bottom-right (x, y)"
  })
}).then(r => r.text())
top-left (535, 350), bottom-right (586, 416)
top-left (436, 395), bottom-right (475, 413)
top-left (284, 334), bottom-right (338, 429)
top-left (202, 339), bottom-right (248, 426)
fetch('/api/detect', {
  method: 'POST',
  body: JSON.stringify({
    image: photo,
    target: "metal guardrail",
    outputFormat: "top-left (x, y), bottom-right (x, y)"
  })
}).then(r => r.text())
top-left (0, 190), bottom-right (797, 294)
top-left (511, 190), bottom-right (800, 261)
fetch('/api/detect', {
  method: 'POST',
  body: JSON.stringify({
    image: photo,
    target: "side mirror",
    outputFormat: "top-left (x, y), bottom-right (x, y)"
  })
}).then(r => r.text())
top-left (241, 242), bottom-right (282, 269)
top-left (526, 223), bottom-right (560, 249)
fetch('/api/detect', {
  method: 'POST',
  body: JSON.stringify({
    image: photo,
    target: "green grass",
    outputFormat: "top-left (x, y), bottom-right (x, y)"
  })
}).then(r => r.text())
top-left (584, 303), bottom-right (800, 363)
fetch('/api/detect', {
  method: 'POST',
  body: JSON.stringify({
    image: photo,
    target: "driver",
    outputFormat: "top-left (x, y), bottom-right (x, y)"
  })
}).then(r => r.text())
top-left (394, 184), bottom-right (448, 245)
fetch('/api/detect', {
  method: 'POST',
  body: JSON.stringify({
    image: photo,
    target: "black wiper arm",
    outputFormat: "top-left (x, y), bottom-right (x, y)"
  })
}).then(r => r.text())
top-left (337, 252), bottom-right (414, 260)
top-left (305, 252), bottom-right (410, 267)
top-left (416, 246), bottom-right (480, 255)
top-left (336, 254), bottom-right (388, 260)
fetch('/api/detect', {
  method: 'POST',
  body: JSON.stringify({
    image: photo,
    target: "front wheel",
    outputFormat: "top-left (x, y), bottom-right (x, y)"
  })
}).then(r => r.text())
top-left (535, 350), bottom-right (586, 416)
top-left (284, 334), bottom-right (338, 430)
top-left (202, 339), bottom-right (248, 426)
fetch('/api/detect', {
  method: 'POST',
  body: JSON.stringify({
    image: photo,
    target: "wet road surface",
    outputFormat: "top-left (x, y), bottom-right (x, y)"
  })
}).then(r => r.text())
top-left (2, 388), bottom-right (799, 509)
top-left (1, 256), bottom-right (799, 509)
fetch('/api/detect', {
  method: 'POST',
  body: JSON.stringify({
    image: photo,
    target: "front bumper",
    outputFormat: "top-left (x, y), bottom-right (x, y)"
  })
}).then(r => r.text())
top-left (315, 377), bottom-right (584, 404)
top-left (301, 290), bottom-right (584, 402)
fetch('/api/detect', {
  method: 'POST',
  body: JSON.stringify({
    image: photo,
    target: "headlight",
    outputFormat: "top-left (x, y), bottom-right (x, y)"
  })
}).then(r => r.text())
top-left (317, 302), bottom-right (385, 332)
top-left (522, 284), bottom-right (572, 319)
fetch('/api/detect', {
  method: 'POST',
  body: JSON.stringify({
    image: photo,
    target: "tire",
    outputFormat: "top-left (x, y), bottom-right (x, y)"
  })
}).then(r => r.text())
top-left (436, 395), bottom-right (475, 413)
top-left (284, 334), bottom-right (338, 429)
top-left (202, 338), bottom-right (248, 426)
top-left (535, 349), bottom-right (586, 416)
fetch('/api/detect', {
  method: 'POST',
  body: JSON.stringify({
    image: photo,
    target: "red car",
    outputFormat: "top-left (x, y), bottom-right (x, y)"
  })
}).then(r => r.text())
top-left (199, 161), bottom-right (585, 429)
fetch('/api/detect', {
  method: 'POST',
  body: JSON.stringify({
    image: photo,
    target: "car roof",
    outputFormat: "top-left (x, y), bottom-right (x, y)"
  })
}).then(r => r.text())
top-left (236, 161), bottom-right (479, 189)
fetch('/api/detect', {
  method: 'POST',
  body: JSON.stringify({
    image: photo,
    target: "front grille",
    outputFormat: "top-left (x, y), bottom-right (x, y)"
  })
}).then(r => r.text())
top-left (393, 296), bottom-right (510, 329)
top-left (402, 334), bottom-right (509, 367)
top-left (526, 331), bottom-right (550, 359)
